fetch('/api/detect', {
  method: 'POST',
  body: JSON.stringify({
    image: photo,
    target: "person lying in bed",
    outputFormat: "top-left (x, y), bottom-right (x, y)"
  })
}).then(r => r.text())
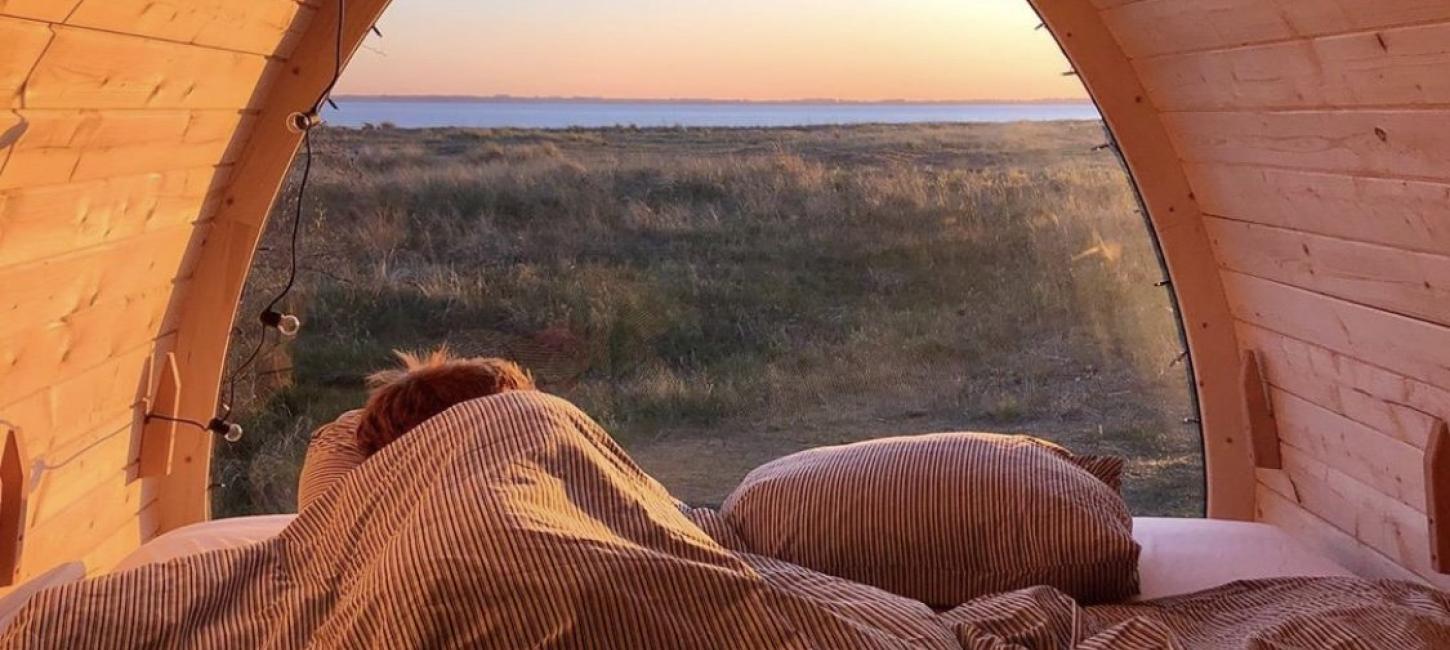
top-left (356, 347), bottom-right (536, 456)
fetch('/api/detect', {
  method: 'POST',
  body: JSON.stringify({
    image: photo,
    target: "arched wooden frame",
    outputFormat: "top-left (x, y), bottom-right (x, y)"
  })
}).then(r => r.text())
top-left (155, 0), bottom-right (1256, 532)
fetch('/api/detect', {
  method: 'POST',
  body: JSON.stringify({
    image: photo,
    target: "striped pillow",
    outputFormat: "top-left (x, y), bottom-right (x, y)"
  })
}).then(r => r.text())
top-left (721, 432), bottom-right (1139, 607)
top-left (296, 410), bottom-right (367, 510)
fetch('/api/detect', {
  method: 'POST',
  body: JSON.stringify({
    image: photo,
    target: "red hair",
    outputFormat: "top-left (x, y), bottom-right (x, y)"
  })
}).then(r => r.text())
top-left (356, 347), bottom-right (535, 456)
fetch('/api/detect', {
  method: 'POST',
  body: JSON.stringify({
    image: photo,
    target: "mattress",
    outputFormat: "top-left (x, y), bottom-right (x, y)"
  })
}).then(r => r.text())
top-left (112, 514), bottom-right (1355, 600)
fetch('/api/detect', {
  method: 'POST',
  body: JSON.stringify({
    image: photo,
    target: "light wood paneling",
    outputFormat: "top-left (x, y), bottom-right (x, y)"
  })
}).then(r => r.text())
top-left (0, 278), bottom-right (187, 401)
top-left (1239, 324), bottom-right (1448, 451)
top-left (0, 339), bottom-right (168, 460)
top-left (1165, 110), bottom-right (1450, 182)
top-left (20, 479), bottom-right (154, 580)
top-left (27, 420), bottom-right (136, 527)
top-left (1257, 484), bottom-right (1429, 584)
top-left (0, 0), bottom-right (323, 579)
top-left (78, 506), bottom-right (161, 577)
top-left (0, 166), bottom-right (224, 268)
top-left (1185, 164), bottom-right (1450, 255)
top-left (1260, 452), bottom-right (1446, 587)
top-left (1138, 21), bottom-right (1450, 111)
top-left (1224, 271), bottom-right (1450, 390)
top-left (0, 110), bottom-right (246, 190)
top-left (0, 16), bottom-right (51, 106)
top-left (21, 26), bottom-right (270, 110)
top-left (65, 0), bottom-right (311, 57)
top-left (1103, 0), bottom-right (1450, 59)
top-left (1271, 387), bottom-right (1426, 512)
top-left (0, 1), bottom-right (79, 22)
top-left (1207, 217), bottom-right (1450, 327)
top-left (0, 226), bottom-right (203, 343)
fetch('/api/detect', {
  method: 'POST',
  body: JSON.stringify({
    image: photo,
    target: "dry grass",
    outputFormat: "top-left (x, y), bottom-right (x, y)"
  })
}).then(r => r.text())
top-left (215, 122), bottom-right (1203, 517)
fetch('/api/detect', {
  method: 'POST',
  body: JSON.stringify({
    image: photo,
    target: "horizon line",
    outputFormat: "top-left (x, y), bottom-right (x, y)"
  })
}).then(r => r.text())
top-left (332, 93), bottom-right (1096, 106)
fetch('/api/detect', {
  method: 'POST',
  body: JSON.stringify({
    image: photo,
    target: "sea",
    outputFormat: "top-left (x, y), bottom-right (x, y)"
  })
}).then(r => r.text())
top-left (323, 99), bottom-right (1100, 129)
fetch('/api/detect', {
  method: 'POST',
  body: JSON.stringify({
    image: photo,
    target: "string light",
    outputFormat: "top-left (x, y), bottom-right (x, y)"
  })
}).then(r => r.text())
top-left (145, 0), bottom-right (349, 444)
top-left (148, 414), bottom-right (245, 443)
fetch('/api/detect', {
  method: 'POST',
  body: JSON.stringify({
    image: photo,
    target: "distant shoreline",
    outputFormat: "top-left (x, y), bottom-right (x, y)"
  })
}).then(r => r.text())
top-left (332, 95), bottom-right (1094, 106)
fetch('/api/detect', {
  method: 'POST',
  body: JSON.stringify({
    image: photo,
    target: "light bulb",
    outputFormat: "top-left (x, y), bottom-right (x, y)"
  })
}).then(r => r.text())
top-left (224, 423), bottom-right (244, 443)
top-left (261, 310), bottom-right (302, 337)
top-left (286, 111), bottom-right (322, 133)
top-left (277, 313), bottom-right (302, 337)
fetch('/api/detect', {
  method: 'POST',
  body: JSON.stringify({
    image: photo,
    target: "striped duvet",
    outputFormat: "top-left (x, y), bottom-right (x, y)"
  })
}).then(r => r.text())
top-left (3, 392), bottom-right (1449, 648)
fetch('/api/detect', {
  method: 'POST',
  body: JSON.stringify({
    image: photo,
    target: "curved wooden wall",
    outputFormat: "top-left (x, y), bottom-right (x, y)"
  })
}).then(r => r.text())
top-left (2, 0), bottom-right (1449, 590)
top-left (0, 0), bottom-right (390, 583)
top-left (1060, 0), bottom-right (1450, 587)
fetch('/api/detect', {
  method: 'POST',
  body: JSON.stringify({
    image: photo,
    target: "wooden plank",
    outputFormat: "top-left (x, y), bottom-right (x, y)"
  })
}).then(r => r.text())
top-left (1138, 21), bottom-right (1450, 111)
top-left (1241, 350), bottom-right (1281, 469)
top-left (1207, 217), bottom-right (1450, 327)
top-left (78, 505), bottom-right (160, 575)
top-left (0, 280), bottom-right (185, 400)
top-left (1238, 324), bottom-right (1448, 451)
top-left (21, 25), bottom-right (270, 109)
top-left (0, 225), bottom-right (207, 344)
top-left (0, 0), bottom-right (79, 22)
top-left (1223, 271), bottom-right (1450, 390)
top-left (1271, 387), bottom-right (1427, 512)
top-left (0, 166), bottom-right (224, 268)
top-left (0, 16), bottom-right (52, 106)
top-left (65, 0), bottom-right (311, 57)
top-left (0, 109), bottom-right (247, 190)
top-left (1259, 449), bottom-right (1446, 586)
top-left (1164, 109), bottom-right (1450, 182)
top-left (1257, 483), bottom-right (1430, 584)
top-left (20, 480), bottom-right (153, 581)
top-left (1268, 449), bottom-right (1428, 577)
top-left (0, 337), bottom-right (171, 461)
top-left (1429, 421), bottom-right (1450, 572)
top-left (138, 353), bottom-right (181, 477)
top-left (1103, 0), bottom-right (1450, 59)
top-left (25, 420), bottom-right (135, 527)
top-left (1185, 164), bottom-right (1450, 256)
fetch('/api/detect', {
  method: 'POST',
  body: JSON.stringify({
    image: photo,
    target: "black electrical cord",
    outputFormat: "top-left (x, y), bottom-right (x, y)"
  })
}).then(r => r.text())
top-left (147, 0), bottom-right (347, 441)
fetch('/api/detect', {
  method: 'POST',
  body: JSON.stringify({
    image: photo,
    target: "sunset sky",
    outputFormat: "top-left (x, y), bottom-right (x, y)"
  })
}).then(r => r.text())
top-left (335, 0), bottom-right (1088, 102)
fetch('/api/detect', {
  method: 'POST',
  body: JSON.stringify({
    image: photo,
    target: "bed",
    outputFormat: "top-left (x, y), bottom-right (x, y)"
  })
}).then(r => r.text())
top-left (2, 393), bottom-right (1445, 649)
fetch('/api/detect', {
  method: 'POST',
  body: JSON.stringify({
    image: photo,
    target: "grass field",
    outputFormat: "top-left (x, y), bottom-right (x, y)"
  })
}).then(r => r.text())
top-left (214, 121), bottom-right (1204, 518)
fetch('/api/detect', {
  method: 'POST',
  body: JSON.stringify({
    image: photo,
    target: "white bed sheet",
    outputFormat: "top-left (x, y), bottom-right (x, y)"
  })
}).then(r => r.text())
top-left (1132, 516), bottom-right (1355, 600)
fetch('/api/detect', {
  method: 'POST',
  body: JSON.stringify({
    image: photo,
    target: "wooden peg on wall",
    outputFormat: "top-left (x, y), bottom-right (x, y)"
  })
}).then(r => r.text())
top-left (1241, 350), bottom-right (1282, 470)
top-left (139, 353), bottom-right (183, 478)
top-left (0, 423), bottom-right (29, 586)
top-left (1425, 420), bottom-right (1450, 573)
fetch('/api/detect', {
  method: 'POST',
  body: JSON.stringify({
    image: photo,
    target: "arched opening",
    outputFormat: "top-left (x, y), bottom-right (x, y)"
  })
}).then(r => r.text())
top-left (211, 0), bottom-right (1204, 518)
top-left (5, 0), bottom-right (1450, 626)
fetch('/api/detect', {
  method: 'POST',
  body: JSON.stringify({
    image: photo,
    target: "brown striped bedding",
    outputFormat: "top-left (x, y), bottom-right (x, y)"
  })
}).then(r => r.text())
top-left (295, 409), bottom-right (365, 510)
top-left (722, 432), bottom-right (1140, 607)
top-left (2, 393), bottom-right (1449, 648)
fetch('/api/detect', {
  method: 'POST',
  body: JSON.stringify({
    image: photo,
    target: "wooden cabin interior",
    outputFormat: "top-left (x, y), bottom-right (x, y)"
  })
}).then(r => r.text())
top-left (1, 0), bottom-right (1449, 595)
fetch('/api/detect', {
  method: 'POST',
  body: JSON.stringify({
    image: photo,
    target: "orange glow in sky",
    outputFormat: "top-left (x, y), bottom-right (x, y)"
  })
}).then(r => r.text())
top-left (335, 0), bottom-right (1088, 102)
